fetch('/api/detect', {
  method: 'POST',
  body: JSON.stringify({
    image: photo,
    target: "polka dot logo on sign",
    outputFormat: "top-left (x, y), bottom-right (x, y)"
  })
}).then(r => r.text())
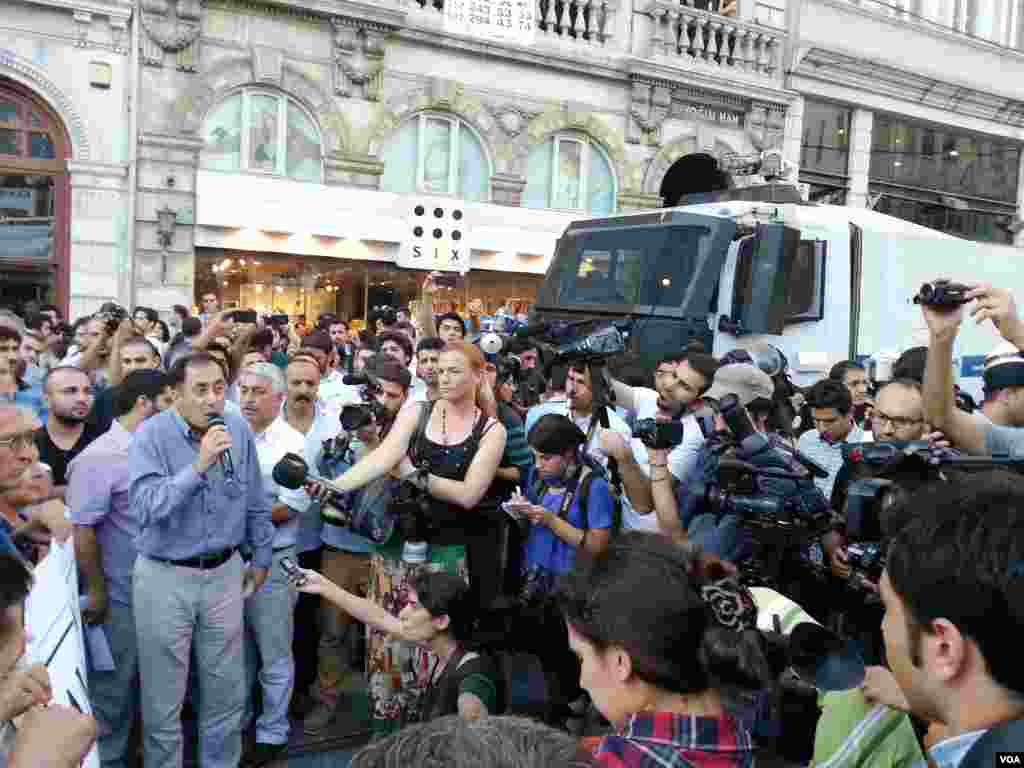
top-left (401, 200), bottom-right (469, 273)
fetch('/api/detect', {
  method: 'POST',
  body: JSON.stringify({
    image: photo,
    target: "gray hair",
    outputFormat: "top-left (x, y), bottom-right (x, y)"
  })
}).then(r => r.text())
top-left (240, 362), bottom-right (286, 393)
top-left (349, 716), bottom-right (597, 768)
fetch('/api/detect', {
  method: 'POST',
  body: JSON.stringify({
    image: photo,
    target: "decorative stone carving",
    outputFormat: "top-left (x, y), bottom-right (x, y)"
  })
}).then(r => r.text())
top-left (486, 104), bottom-right (539, 139)
top-left (628, 81), bottom-right (671, 146)
top-left (109, 18), bottom-right (128, 54)
top-left (745, 102), bottom-right (785, 151)
top-left (332, 16), bottom-right (393, 101)
top-left (252, 46), bottom-right (284, 84)
top-left (141, 0), bottom-right (202, 72)
top-left (641, 131), bottom-right (739, 195)
top-left (73, 11), bottom-right (93, 48)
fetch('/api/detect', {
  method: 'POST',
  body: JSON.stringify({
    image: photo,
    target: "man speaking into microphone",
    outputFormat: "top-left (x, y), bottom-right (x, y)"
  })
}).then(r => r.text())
top-left (130, 352), bottom-right (275, 768)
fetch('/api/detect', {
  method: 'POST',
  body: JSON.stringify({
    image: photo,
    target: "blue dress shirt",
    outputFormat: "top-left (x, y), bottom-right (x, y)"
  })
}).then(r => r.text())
top-left (130, 407), bottom-right (275, 568)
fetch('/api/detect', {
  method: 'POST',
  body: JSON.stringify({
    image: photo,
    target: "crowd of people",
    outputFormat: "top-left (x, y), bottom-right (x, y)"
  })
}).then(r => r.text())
top-left (0, 271), bottom-right (1021, 768)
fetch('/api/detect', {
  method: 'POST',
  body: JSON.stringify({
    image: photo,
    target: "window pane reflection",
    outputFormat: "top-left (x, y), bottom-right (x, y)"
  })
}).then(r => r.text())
top-left (249, 95), bottom-right (280, 173)
top-left (800, 100), bottom-right (851, 176)
top-left (870, 117), bottom-right (1019, 203)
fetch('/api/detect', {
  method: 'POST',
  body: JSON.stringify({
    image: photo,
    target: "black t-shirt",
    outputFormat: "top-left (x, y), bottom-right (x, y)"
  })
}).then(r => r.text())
top-left (35, 423), bottom-right (101, 486)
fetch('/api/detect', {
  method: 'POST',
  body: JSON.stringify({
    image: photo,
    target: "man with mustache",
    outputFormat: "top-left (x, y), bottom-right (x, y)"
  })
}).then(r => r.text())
top-left (281, 354), bottom-right (344, 716)
top-left (797, 378), bottom-right (864, 501)
top-left (34, 366), bottom-right (98, 498)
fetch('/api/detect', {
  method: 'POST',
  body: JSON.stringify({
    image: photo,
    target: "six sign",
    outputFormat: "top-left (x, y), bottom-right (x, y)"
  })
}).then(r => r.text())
top-left (399, 200), bottom-right (470, 273)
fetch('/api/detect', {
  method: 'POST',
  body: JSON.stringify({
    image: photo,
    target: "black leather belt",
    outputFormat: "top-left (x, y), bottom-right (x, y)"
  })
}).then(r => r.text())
top-left (153, 547), bottom-right (237, 570)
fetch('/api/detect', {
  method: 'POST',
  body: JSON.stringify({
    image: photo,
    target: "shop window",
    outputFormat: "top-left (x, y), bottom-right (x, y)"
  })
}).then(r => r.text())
top-left (200, 89), bottom-right (323, 183)
top-left (799, 100), bottom-right (850, 177)
top-left (523, 134), bottom-right (616, 215)
top-left (380, 113), bottom-right (491, 202)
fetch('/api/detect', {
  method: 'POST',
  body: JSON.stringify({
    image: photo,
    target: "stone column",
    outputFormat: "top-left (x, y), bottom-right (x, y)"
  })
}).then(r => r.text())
top-left (134, 133), bottom-right (204, 312)
top-left (66, 161), bottom-right (130, 318)
top-left (781, 95), bottom-right (804, 182)
top-left (846, 108), bottom-right (874, 209)
top-left (1014, 149), bottom-right (1024, 248)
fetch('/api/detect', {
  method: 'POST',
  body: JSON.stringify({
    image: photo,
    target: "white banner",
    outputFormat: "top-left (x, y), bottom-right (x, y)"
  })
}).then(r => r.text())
top-left (399, 196), bottom-right (472, 273)
top-left (24, 540), bottom-right (100, 768)
top-left (444, 0), bottom-right (536, 46)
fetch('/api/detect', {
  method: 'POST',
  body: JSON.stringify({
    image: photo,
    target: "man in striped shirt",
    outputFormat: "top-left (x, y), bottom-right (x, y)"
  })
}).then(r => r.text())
top-left (798, 379), bottom-right (866, 504)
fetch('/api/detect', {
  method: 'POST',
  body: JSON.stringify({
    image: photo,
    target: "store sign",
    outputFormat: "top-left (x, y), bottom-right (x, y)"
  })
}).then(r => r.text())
top-left (401, 199), bottom-right (472, 273)
top-left (443, 0), bottom-right (536, 46)
top-left (675, 101), bottom-right (743, 126)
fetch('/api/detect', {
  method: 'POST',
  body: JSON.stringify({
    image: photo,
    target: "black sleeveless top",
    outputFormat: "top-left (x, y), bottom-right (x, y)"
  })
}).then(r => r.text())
top-left (411, 401), bottom-right (502, 544)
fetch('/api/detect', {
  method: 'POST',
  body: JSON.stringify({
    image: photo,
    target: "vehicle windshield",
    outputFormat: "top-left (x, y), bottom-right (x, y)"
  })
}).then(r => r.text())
top-left (537, 219), bottom-right (734, 315)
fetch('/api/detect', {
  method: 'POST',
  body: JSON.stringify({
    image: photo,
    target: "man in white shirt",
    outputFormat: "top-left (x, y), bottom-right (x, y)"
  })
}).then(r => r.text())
top-left (238, 363), bottom-right (310, 765)
top-left (606, 351), bottom-right (721, 532)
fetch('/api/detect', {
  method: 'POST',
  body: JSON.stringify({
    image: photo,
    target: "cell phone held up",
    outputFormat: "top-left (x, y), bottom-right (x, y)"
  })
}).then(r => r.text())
top-left (280, 556), bottom-right (306, 586)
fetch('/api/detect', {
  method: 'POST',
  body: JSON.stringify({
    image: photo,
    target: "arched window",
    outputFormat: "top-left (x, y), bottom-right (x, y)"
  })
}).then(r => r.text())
top-left (201, 89), bottom-right (323, 183)
top-left (523, 134), bottom-right (616, 215)
top-left (380, 113), bottom-right (491, 203)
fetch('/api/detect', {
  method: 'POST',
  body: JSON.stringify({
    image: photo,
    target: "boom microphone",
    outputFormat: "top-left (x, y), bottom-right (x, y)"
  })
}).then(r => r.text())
top-left (207, 414), bottom-right (235, 480)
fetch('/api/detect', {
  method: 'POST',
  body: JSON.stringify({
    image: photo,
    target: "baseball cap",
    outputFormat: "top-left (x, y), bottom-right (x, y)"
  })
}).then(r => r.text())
top-left (983, 340), bottom-right (1024, 393)
top-left (704, 363), bottom-right (774, 406)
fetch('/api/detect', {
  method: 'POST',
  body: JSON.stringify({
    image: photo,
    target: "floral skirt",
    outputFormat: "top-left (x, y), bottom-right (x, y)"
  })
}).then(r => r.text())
top-left (364, 539), bottom-right (468, 737)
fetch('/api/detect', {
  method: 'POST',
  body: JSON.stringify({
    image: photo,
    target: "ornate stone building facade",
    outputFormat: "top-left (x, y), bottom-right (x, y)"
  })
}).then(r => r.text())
top-left (4, 0), bottom-right (1024, 315)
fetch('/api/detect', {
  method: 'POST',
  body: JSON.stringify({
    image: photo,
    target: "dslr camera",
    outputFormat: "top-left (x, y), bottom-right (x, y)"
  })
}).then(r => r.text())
top-left (632, 418), bottom-right (684, 450)
top-left (912, 279), bottom-right (970, 307)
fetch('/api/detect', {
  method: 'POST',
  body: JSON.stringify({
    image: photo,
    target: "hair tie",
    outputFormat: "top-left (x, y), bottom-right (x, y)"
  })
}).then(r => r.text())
top-left (701, 578), bottom-right (758, 633)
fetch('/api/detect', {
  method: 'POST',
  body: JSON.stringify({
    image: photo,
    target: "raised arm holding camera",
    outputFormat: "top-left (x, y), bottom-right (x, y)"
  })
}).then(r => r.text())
top-left (921, 282), bottom-right (1024, 456)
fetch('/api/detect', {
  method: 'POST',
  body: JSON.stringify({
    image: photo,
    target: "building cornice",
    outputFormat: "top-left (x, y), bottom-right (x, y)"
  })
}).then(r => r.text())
top-left (14, 0), bottom-right (132, 20)
top-left (627, 58), bottom-right (797, 106)
top-left (791, 46), bottom-right (1024, 128)
top-left (813, 0), bottom-right (1024, 61)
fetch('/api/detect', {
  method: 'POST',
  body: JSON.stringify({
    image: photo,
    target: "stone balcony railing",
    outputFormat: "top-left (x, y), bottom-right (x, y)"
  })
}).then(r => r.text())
top-left (400, 0), bottom-right (784, 79)
top-left (645, 0), bottom-right (784, 80)
top-left (406, 0), bottom-right (619, 47)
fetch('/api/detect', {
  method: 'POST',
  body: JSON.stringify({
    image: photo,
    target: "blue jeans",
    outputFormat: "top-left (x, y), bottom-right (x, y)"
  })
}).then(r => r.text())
top-left (89, 600), bottom-right (139, 768)
top-left (244, 547), bottom-right (298, 745)
top-left (134, 553), bottom-right (246, 768)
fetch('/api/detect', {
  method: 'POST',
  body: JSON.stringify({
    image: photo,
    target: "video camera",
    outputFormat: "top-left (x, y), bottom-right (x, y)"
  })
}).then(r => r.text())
top-left (515, 319), bottom-right (630, 363)
top-left (692, 394), bottom-right (831, 589)
top-left (832, 440), bottom-right (1024, 593)
top-left (912, 279), bottom-right (971, 307)
top-left (338, 371), bottom-right (386, 433)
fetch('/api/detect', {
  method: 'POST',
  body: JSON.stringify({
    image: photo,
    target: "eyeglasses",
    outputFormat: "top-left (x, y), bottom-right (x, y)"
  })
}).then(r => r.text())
top-left (871, 410), bottom-right (922, 430)
top-left (0, 431), bottom-right (36, 451)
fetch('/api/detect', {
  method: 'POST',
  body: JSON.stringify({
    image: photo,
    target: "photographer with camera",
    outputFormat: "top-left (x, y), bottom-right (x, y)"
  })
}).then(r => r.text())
top-left (656, 364), bottom-right (828, 567)
top-left (921, 282), bottom-right (1024, 457)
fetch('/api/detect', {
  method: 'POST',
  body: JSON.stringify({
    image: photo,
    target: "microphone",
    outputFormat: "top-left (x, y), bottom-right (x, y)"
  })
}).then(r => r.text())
top-left (207, 414), bottom-right (235, 480)
top-left (273, 453), bottom-right (346, 498)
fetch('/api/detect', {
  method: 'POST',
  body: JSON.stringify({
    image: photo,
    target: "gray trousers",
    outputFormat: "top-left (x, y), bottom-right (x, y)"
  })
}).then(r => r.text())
top-left (244, 546), bottom-right (297, 746)
top-left (134, 552), bottom-right (245, 768)
top-left (89, 600), bottom-right (138, 768)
